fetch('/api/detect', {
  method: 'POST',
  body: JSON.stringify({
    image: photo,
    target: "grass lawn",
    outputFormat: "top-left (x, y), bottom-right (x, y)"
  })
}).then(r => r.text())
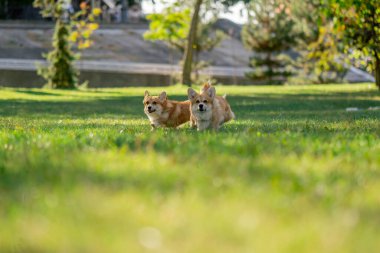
top-left (0, 83), bottom-right (379, 253)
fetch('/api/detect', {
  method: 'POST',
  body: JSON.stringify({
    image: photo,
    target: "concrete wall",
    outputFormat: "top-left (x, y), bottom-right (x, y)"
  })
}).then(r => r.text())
top-left (0, 69), bottom-right (171, 88)
top-left (0, 69), bottom-right (254, 88)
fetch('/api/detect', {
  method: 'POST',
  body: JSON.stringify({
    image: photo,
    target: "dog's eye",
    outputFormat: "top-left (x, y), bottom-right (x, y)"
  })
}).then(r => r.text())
top-left (203, 100), bottom-right (208, 103)
top-left (145, 102), bottom-right (149, 105)
top-left (196, 100), bottom-right (200, 103)
top-left (152, 101), bottom-right (157, 105)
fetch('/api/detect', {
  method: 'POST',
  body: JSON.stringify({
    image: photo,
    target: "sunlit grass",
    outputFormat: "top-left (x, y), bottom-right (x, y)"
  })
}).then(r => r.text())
top-left (0, 83), bottom-right (379, 253)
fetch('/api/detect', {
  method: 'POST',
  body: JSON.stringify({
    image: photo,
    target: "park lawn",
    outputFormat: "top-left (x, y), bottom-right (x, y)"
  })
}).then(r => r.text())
top-left (0, 83), bottom-right (379, 253)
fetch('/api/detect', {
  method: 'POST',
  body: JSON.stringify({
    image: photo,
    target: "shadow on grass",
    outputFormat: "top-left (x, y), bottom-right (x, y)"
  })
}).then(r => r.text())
top-left (15, 90), bottom-right (63, 96)
top-left (230, 92), bottom-right (380, 117)
top-left (0, 96), bottom-right (145, 118)
top-left (0, 91), bottom-right (379, 120)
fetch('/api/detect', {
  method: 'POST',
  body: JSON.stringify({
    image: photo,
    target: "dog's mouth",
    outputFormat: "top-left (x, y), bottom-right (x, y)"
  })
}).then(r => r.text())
top-left (147, 109), bottom-right (156, 113)
top-left (198, 108), bottom-right (206, 112)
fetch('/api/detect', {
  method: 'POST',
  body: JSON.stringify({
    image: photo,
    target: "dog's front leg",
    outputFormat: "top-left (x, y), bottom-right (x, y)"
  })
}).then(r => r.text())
top-left (211, 123), bottom-right (220, 131)
top-left (150, 123), bottom-right (156, 131)
top-left (211, 117), bottom-right (222, 131)
top-left (190, 116), bottom-right (197, 129)
top-left (197, 121), bottom-right (210, 131)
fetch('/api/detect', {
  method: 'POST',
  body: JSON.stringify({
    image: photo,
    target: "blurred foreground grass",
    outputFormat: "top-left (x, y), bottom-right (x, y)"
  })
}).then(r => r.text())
top-left (0, 84), bottom-right (379, 253)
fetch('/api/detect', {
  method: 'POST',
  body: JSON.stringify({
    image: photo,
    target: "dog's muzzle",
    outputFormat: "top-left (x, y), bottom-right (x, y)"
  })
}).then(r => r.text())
top-left (147, 107), bottom-right (156, 113)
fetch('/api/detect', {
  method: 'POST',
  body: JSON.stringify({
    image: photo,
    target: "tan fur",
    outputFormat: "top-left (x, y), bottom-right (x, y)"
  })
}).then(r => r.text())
top-left (200, 82), bottom-right (212, 93)
top-left (143, 91), bottom-right (195, 130)
top-left (188, 83), bottom-right (235, 131)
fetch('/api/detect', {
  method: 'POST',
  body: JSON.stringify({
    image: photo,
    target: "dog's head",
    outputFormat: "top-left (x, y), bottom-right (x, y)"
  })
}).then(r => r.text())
top-left (187, 86), bottom-right (215, 113)
top-left (143, 91), bottom-right (167, 116)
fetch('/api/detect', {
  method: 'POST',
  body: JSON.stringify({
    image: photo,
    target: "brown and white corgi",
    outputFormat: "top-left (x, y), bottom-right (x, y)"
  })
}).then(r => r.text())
top-left (188, 83), bottom-right (235, 131)
top-left (143, 91), bottom-right (195, 130)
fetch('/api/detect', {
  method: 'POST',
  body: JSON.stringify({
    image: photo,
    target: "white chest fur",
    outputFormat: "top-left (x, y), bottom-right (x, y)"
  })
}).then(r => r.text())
top-left (194, 110), bottom-right (212, 130)
top-left (147, 111), bottom-right (169, 127)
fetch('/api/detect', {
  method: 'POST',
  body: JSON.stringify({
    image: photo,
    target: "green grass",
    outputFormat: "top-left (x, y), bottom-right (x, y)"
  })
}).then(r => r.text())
top-left (0, 84), bottom-right (379, 253)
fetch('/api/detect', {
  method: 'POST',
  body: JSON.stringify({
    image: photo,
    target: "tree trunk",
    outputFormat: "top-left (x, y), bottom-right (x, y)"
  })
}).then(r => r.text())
top-left (181, 0), bottom-right (203, 86)
top-left (194, 51), bottom-right (199, 82)
top-left (375, 55), bottom-right (380, 91)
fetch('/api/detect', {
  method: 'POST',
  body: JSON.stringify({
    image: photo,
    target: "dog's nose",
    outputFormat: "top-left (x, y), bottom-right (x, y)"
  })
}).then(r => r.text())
top-left (199, 104), bottom-right (204, 109)
top-left (148, 106), bottom-right (152, 110)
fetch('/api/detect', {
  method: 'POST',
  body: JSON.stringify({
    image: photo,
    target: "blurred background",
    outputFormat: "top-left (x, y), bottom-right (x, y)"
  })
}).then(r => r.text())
top-left (0, 0), bottom-right (377, 87)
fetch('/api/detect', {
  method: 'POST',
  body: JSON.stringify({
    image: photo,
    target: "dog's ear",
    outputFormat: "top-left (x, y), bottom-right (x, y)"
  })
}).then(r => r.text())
top-left (200, 81), bottom-right (212, 93)
top-left (144, 90), bottom-right (150, 97)
top-left (207, 86), bottom-right (216, 99)
top-left (188, 88), bottom-right (197, 100)
top-left (159, 91), bottom-right (167, 102)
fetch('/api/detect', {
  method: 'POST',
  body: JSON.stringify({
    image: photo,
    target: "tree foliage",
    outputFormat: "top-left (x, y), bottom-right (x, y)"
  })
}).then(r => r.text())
top-left (289, 0), bottom-right (348, 84)
top-left (326, 0), bottom-right (380, 89)
top-left (144, 7), bottom-right (191, 50)
top-left (295, 23), bottom-right (348, 83)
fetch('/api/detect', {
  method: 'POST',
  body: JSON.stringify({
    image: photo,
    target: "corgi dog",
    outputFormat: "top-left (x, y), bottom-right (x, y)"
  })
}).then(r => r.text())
top-left (143, 90), bottom-right (195, 130)
top-left (188, 83), bottom-right (235, 131)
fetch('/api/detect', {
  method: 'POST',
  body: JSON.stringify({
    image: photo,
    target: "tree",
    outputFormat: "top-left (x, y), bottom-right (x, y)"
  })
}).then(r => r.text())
top-left (327, 0), bottom-right (380, 90)
top-left (144, 2), bottom-right (225, 84)
top-left (182, 0), bottom-right (203, 86)
top-left (33, 0), bottom-right (100, 89)
top-left (242, 0), bottom-right (299, 84)
top-left (146, 0), bottom-right (245, 86)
